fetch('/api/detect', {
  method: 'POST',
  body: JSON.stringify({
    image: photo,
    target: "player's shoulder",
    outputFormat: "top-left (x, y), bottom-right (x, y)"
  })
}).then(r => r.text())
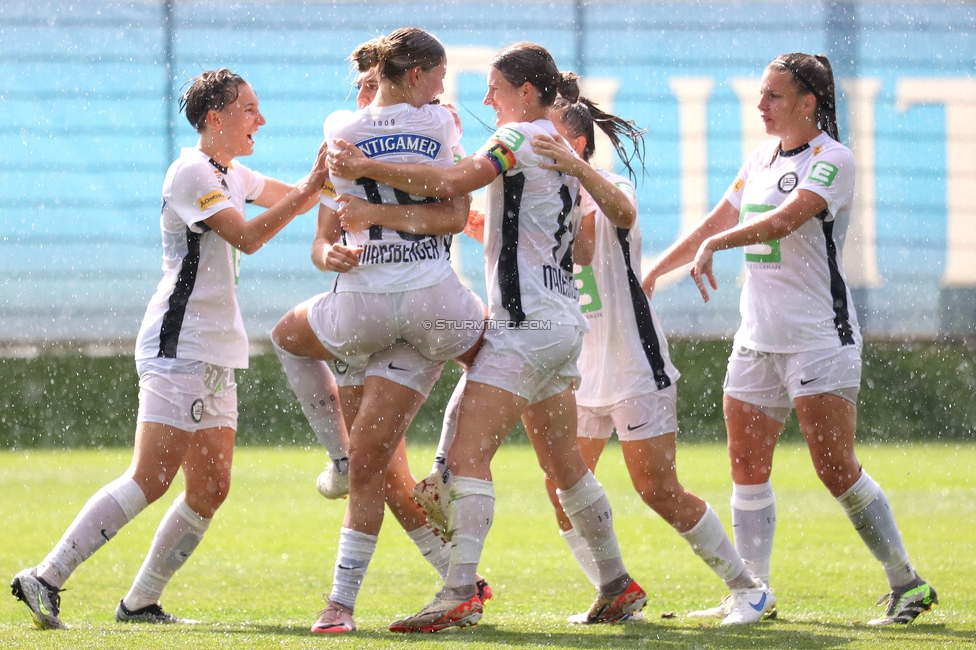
top-left (323, 109), bottom-right (358, 136)
top-left (809, 134), bottom-right (853, 166)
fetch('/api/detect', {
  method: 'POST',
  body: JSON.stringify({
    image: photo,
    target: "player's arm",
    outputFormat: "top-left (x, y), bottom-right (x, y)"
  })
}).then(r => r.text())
top-left (573, 209), bottom-right (596, 267)
top-left (253, 177), bottom-right (321, 214)
top-left (311, 203), bottom-right (361, 274)
top-left (205, 141), bottom-right (329, 255)
top-left (336, 193), bottom-right (471, 236)
top-left (532, 133), bottom-right (637, 229)
top-left (642, 198), bottom-right (739, 298)
top-left (687, 189), bottom-right (826, 302)
top-left (328, 138), bottom-right (498, 198)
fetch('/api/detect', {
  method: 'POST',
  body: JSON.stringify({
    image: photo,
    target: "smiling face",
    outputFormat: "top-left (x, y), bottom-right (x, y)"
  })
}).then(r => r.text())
top-left (483, 67), bottom-right (527, 126)
top-left (211, 82), bottom-right (265, 159)
top-left (355, 69), bottom-right (379, 109)
top-left (757, 67), bottom-right (816, 146)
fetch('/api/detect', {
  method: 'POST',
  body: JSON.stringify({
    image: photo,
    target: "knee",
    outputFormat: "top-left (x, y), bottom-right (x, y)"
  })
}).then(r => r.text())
top-left (633, 475), bottom-right (681, 513)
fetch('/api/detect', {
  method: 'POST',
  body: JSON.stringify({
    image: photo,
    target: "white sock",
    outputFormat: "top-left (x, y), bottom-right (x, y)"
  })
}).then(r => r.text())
top-left (406, 525), bottom-right (451, 579)
top-left (680, 504), bottom-right (756, 589)
top-left (329, 527), bottom-right (378, 611)
top-left (559, 527), bottom-right (600, 588)
top-left (272, 338), bottom-right (347, 466)
top-left (431, 374), bottom-right (465, 478)
top-left (557, 472), bottom-right (627, 592)
top-left (37, 477), bottom-right (148, 588)
top-left (443, 476), bottom-right (494, 598)
top-left (731, 481), bottom-right (776, 585)
top-left (837, 471), bottom-right (916, 588)
top-left (123, 494), bottom-right (210, 611)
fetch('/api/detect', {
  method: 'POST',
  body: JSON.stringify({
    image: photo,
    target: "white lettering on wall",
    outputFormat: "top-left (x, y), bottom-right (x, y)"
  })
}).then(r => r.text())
top-left (897, 78), bottom-right (976, 288)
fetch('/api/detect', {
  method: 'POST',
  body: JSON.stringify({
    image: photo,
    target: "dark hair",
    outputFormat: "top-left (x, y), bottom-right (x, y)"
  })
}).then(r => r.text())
top-left (769, 53), bottom-right (839, 141)
top-left (553, 72), bottom-right (647, 182)
top-left (491, 42), bottom-right (566, 108)
top-left (351, 27), bottom-right (445, 85)
top-left (180, 68), bottom-right (247, 133)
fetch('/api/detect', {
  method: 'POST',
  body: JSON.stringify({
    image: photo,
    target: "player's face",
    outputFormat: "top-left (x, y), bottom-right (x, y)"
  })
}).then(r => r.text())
top-left (415, 60), bottom-right (447, 106)
top-left (757, 68), bottom-right (810, 140)
top-left (483, 67), bottom-right (524, 126)
top-left (214, 82), bottom-right (265, 157)
top-left (355, 69), bottom-right (379, 109)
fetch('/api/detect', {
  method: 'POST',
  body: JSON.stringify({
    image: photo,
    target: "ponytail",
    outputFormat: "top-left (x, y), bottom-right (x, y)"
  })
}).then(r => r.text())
top-left (770, 53), bottom-right (839, 141)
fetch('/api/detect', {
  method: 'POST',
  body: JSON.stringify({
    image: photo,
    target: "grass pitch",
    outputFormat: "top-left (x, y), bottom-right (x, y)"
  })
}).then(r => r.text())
top-left (1, 442), bottom-right (974, 649)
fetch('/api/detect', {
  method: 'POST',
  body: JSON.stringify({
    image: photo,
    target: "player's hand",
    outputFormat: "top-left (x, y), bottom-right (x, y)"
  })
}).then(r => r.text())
top-left (532, 134), bottom-right (583, 177)
top-left (690, 241), bottom-right (718, 303)
top-left (323, 244), bottom-right (362, 273)
top-left (464, 210), bottom-right (485, 242)
top-left (307, 139), bottom-right (331, 190)
top-left (328, 139), bottom-right (369, 179)
top-left (336, 195), bottom-right (373, 232)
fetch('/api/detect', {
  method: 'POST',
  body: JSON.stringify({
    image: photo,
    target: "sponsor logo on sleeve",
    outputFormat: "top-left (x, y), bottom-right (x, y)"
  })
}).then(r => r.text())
top-left (493, 126), bottom-right (525, 151)
top-left (197, 190), bottom-right (226, 210)
top-left (733, 178), bottom-right (744, 192)
top-left (808, 161), bottom-right (839, 187)
top-left (321, 179), bottom-right (338, 200)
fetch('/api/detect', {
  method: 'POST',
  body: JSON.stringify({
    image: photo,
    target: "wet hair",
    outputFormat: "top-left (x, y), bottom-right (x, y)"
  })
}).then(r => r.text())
top-left (769, 53), bottom-right (839, 141)
top-left (553, 72), bottom-right (647, 182)
top-left (351, 27), bottom-right (445, 85)
top-left (180, 68), bottom-right (247, 133)
top-left (491, 42), bottom-right (570, 108)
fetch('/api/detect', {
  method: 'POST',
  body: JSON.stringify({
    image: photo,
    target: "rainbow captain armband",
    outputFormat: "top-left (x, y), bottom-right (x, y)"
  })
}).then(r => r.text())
top-left (477, 139), bottom-right (518, 175)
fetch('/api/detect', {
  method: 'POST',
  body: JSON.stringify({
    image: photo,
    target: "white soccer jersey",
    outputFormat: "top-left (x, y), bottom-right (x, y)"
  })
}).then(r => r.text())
top-left (135, 147), bottom-right (265, 369)
top-left (724, 132), bottom-right (861, 353)
top-left (476, 120), bottom-right (586, 329)
top-left (575, 171), bottom-right (679, 407)
top-left (321, 103), bottom-right (460, 293)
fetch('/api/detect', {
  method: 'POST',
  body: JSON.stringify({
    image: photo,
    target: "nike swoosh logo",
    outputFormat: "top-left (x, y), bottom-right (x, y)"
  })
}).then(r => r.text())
top-left (749, 593), bottom-right (767, 612)
top-left (626, 422), bottom-right (649, 431)
top-left (387, 363), bottom-right (408, 371)
top-left (799, 377), bottom-right (822, 386)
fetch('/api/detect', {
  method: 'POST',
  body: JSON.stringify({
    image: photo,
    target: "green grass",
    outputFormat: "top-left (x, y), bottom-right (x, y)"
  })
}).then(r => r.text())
top-left (1, 442), bottom-right (974, 649)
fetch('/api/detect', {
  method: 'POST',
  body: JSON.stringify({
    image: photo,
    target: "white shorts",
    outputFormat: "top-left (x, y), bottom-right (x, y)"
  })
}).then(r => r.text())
top-left (136, 358), bottom-right (238, 432)
top-left (307, 274), bottom-right (484, 368)
top-left (578, 385), bottom-right (678, 442)
top-left (723, 345), bottom-right (861, 416)
top-left (333, 340), bottom-right (445, 399)
top-left (467, 324), bottom-right (582, 404)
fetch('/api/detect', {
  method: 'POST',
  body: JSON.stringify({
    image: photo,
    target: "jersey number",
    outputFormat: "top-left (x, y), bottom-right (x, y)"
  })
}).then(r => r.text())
top-left (355, 177), bottom-right (438, 242)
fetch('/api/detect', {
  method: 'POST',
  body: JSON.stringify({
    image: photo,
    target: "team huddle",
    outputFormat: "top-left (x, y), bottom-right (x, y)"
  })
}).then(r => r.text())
top-left (11, 27), bottom-right (937, 635)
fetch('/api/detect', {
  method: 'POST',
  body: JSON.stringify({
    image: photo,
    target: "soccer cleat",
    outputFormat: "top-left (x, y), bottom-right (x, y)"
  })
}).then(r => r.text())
top-left (721, 583), bottom-right (776, 625)
top-left (115, 599), bottom-right (198, 624)
top-left (316, 464), bottom-right (349, 500)
top-left (867, 581), bottom-right (938, 625)
top-left (579, 578), bottom-right (647, 624)
top-left (411, 471), bottom-right (451, 540)
top-left (568, 609), bottom-right (643, 624)
top-left (389, 593), bottom-right (482, 633)
top-left (689, 593), bottom-right (777, 621)
top-left (311, 599), bottom-right (356, 634)
top-left (475, 576), bottom-right (493, 605)
top-left (10, 568), bottom-right (67, 630)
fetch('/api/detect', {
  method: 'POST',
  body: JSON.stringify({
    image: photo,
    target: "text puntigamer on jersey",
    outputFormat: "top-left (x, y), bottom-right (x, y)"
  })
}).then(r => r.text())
top-left (354, 134), bottom-right (442, 159)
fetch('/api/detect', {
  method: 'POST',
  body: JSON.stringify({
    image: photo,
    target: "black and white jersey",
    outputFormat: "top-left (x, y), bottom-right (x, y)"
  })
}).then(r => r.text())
top-left (575, 171), bottom-right (679, 407)
top-left (136, 148), bottom-right (265, 369)
top-left (724, 132), bottom-right (861, 352)
top-left (476, 120), bottom-right (586, 329)
top-left (321, 103), bottom-right (459, 293)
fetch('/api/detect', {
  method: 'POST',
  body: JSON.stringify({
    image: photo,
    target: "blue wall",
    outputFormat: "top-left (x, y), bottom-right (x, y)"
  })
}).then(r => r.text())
top-left (1, 1), bottom-right (973, 344)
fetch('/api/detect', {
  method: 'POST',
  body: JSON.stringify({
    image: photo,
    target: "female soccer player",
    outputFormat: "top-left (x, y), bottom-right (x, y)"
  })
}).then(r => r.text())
top-left (532, 87), bottom-right (772, 625)
top-left (10, 68), bottom-right (328, 629)
top-left (269, 28), bottom-right (486, 633)
top-left (330, 42), bottom-right (645, 633)
top-left (642, 53), bottom-right (936, 625)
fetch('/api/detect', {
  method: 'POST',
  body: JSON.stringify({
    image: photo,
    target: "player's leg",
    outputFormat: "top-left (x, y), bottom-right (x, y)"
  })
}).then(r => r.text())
top-left (794, 392), bottom-right (935, 624)
top-left (118, 424), bottom-right (235, 623)
top-left (272, 299), bottom-right (348, 485)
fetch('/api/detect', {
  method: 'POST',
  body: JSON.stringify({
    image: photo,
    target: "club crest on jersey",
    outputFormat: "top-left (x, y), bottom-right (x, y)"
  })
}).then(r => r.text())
top-left (777, 172), bottom-right (798, 193)
top-left (354, 134), bottom-right (442, 159)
